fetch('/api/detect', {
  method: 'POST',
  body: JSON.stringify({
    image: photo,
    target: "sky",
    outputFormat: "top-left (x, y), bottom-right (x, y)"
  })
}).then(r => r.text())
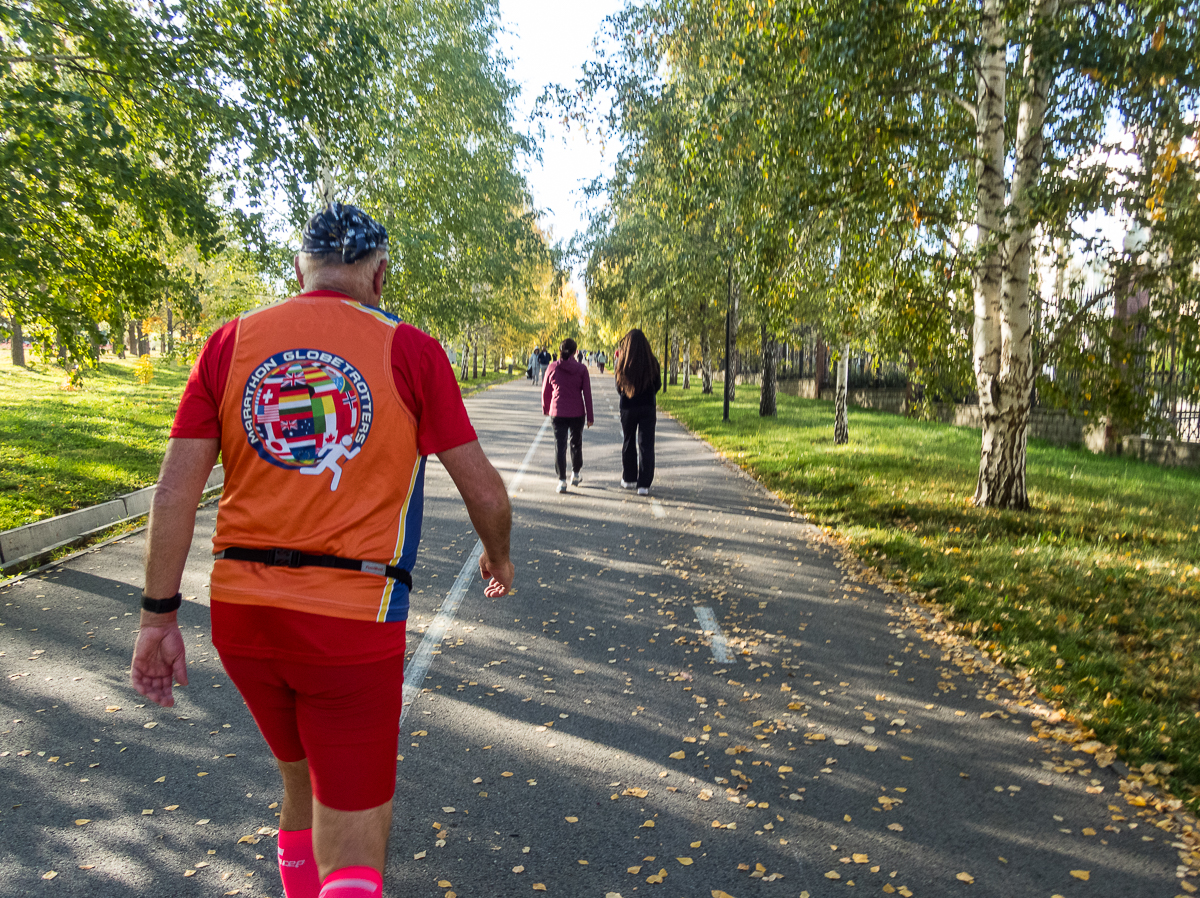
top-left (495, 0), bottom-right (628, 307)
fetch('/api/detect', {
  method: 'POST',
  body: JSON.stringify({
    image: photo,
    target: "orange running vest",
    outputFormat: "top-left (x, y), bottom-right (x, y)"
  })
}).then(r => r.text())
top-left (210, 292), bottom-right (424, 622)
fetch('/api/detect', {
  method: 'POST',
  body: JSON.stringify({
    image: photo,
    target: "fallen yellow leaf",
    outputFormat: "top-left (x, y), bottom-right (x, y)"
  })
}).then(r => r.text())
top-left (712, 891), bottom-right (737, 898)
top-left (438, 881), bottom-right (452, 888)
top-left (512, 866), bottom-right (525, 873)
top-left (532, 884), bottom-right (546, 891)
top-left (565, 817), bottom-right (578, 823)
top-left (641, 820), bottom-right (655, 828)
top-left (690, 841), bottom-right (701, 848)
top-left (956, 872), bottom-right (974, 883)
top-left (777, 766), bottom-right (793, 773)
top-left (676, 857), bottom-right (693, 865)
top-left (42, 872), bottom-right (58, 880)
top-left (627, 866), bottom-right (642, 874)
top-left (824, 871), bottom-right (841, 880)
top-left (154, 776), bottom-right (166, 783)
top-left (852, 853), bottom-right (869, 863)
top-left (74, 819), bottom-right (90, 826)
top-left (669, 751), bottom-right (686, 760)
top-left (1070, 870), bottom-right (1090, 881)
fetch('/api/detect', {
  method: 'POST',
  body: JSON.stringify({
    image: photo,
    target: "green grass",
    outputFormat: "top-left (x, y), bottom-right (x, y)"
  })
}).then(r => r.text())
top-left (458, 367), bottom-right (524, 396)
top-left (0, 356), bottom-right (189, 532)
top-left (660, 386), bottom-right (1200, 811)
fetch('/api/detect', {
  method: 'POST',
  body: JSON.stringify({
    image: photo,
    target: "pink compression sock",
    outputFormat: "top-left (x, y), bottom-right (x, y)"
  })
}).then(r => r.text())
top-left (319, 866), bottom-right (383, 898)
top-left (277, 828), bottom-right (320, 898)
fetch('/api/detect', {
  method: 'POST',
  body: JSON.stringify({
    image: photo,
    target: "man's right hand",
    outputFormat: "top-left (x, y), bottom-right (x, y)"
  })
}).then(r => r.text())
top-left (131, 620), bottom-right (189, 707)
top-left (480, 552), bottom-right (514, 598)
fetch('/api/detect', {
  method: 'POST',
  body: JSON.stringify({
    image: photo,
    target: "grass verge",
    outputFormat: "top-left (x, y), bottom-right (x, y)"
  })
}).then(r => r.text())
top-left (659, 386), bottom-right (1200, 813)
top-left (459, 368), bottom-right (524, 397)
top-left (0, 356), bottom-right (189, 532)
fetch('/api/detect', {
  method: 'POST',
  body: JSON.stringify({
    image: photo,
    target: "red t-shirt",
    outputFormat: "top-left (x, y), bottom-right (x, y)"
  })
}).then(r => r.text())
top-left (173, 291), bottom-right (477, 663)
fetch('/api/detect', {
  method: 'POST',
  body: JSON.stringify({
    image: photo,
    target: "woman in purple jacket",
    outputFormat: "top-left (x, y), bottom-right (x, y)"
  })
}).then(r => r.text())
top-left (542, 338), bottom-right (594, 493)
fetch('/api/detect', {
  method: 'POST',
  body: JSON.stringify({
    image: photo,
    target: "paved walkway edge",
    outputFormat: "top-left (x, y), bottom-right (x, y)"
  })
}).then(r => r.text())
top-left (0, 465), bottom-right (224, 571)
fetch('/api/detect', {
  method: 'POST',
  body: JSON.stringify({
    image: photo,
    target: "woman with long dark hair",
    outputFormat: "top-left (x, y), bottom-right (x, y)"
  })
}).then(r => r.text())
top-left (614, 329), bottom-right (661, 496)
top-left (542, 337), bottom-right (594, 493)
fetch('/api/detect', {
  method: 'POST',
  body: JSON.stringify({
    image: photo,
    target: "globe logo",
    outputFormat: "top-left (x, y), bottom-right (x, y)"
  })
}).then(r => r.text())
top-left (242, 349), bottom-right (372, 491)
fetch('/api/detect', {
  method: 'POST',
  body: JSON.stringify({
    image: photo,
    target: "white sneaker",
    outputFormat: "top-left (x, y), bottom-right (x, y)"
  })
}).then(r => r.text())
top-left (571, 472), bottom-right (582, 486)
top-left (556, 480), bottom-right (568, 493)
top-left (620, 480), bottom-right (636, 489)
top-left (637, 487), bottom-right (649, 496)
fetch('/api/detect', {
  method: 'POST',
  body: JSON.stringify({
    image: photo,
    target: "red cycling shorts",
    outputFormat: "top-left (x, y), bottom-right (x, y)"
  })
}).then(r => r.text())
top-left (219, 642), bottom-right (406, 812)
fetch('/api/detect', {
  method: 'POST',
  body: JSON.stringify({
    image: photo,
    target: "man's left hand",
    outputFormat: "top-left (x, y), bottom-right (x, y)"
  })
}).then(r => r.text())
top-left (131, 621), bottom-right (189, 707)
top-left (479, 552), bottom-right (514, 598)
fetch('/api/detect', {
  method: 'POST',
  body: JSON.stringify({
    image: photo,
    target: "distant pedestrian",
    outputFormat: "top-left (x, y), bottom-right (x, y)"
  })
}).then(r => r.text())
top-left (527, 347), bottom-right (539, 383)
top-left (542, 338), bottom-right (594, 493)
top-left (535, 347), bottom-right (552, 385)
top-left (614, 329), bottom-right (660, 496)
top-left (596, 351), bottom-right (606, 374)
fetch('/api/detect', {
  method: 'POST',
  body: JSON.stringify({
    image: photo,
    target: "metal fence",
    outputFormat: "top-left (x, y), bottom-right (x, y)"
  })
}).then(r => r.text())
top-left (751, 282), bottom-right (1200, 443)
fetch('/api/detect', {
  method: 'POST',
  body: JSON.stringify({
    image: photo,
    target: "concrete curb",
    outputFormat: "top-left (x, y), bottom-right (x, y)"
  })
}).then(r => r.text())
top-left (0, 465), bottom-right (223, 572)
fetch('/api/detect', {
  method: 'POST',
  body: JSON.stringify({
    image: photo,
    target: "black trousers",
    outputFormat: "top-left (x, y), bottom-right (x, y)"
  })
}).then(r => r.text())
top-left (619, 405), bottom-right (656, 488)
top-left (552, 415), bottom-right (585, 480)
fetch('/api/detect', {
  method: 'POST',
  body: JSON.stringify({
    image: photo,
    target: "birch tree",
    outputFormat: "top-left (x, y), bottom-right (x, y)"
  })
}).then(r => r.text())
top-left (970, 0), bottom-right (1059, 508)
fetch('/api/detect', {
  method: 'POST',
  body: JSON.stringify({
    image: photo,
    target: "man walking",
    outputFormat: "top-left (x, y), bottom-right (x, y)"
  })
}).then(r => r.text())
top-left (131, 203), bottom-right (513, 898)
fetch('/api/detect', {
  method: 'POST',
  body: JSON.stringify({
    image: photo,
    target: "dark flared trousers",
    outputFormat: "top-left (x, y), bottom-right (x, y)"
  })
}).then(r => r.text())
top-left (552, 415), bottom-right (585, 480)
top-left (619, 405), bottom-right (656, 488)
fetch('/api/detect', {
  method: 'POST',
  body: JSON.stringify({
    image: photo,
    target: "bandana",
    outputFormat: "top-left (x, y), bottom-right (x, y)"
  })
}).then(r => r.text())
top-left (300, 202), bottom-right (388, 264)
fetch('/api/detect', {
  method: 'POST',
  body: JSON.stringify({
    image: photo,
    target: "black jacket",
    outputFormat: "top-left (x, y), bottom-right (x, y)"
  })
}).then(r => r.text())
top-left (617, 361), bottom-right (661, 410)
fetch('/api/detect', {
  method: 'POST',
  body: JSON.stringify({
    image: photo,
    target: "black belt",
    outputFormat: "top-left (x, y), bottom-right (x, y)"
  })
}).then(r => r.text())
top-left (216, 547), bottom-right (413, 590)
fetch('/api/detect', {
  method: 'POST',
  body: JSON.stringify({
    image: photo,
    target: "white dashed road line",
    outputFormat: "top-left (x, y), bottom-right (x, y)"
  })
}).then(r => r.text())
top-left (694, 605), bottom-right (734, 663)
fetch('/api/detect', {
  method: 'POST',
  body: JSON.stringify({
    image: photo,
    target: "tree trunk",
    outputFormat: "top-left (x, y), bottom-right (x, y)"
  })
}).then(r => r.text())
top-left (723, 263), bottom-right (735, 420)
top-left (127, 322), bottom-right (138, 357)
top-left (701, 326), bottom-right (713, 394)
top-left (166, 302), bottom-right (174, 355)
top-left (472, 342), bottom-right (478, 379)
top-left (482, 343), bottom-right (488, 377)
top-left (728, 276), bottom-right (740, 401)
top-left (834, 343), bottom-right (850, 444)
top-left (682, 346), bottom-right (691, 389)
top-left (10, 318), bottom-right (25, 366)
top-left (814, 338), bottom-right (827, 396)
top-left (759, 323), bottom-right (777, 417)
top-left (459, 340), bottom-right (469, 381)
top-left (669, 333), bottom-right (679, 385)
top-left (971, 0), bottom-right (1056, 509)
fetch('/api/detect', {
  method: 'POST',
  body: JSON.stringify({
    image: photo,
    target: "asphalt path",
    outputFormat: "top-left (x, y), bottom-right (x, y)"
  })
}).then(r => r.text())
top-left (0, 374), bottom-right (1190, 897)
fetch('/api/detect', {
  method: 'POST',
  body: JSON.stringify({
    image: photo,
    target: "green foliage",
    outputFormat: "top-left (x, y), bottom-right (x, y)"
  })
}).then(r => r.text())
top-left (1, 0), bottom-right (551, 366)
top-left (566, 0), bottom-right (1199, 426)
top-left (661, 384), bottom-right (1200, 813)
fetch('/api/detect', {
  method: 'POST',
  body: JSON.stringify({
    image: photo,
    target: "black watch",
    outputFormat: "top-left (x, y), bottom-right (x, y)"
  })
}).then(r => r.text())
top-left (141, 592), bottom-right (183, 614)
